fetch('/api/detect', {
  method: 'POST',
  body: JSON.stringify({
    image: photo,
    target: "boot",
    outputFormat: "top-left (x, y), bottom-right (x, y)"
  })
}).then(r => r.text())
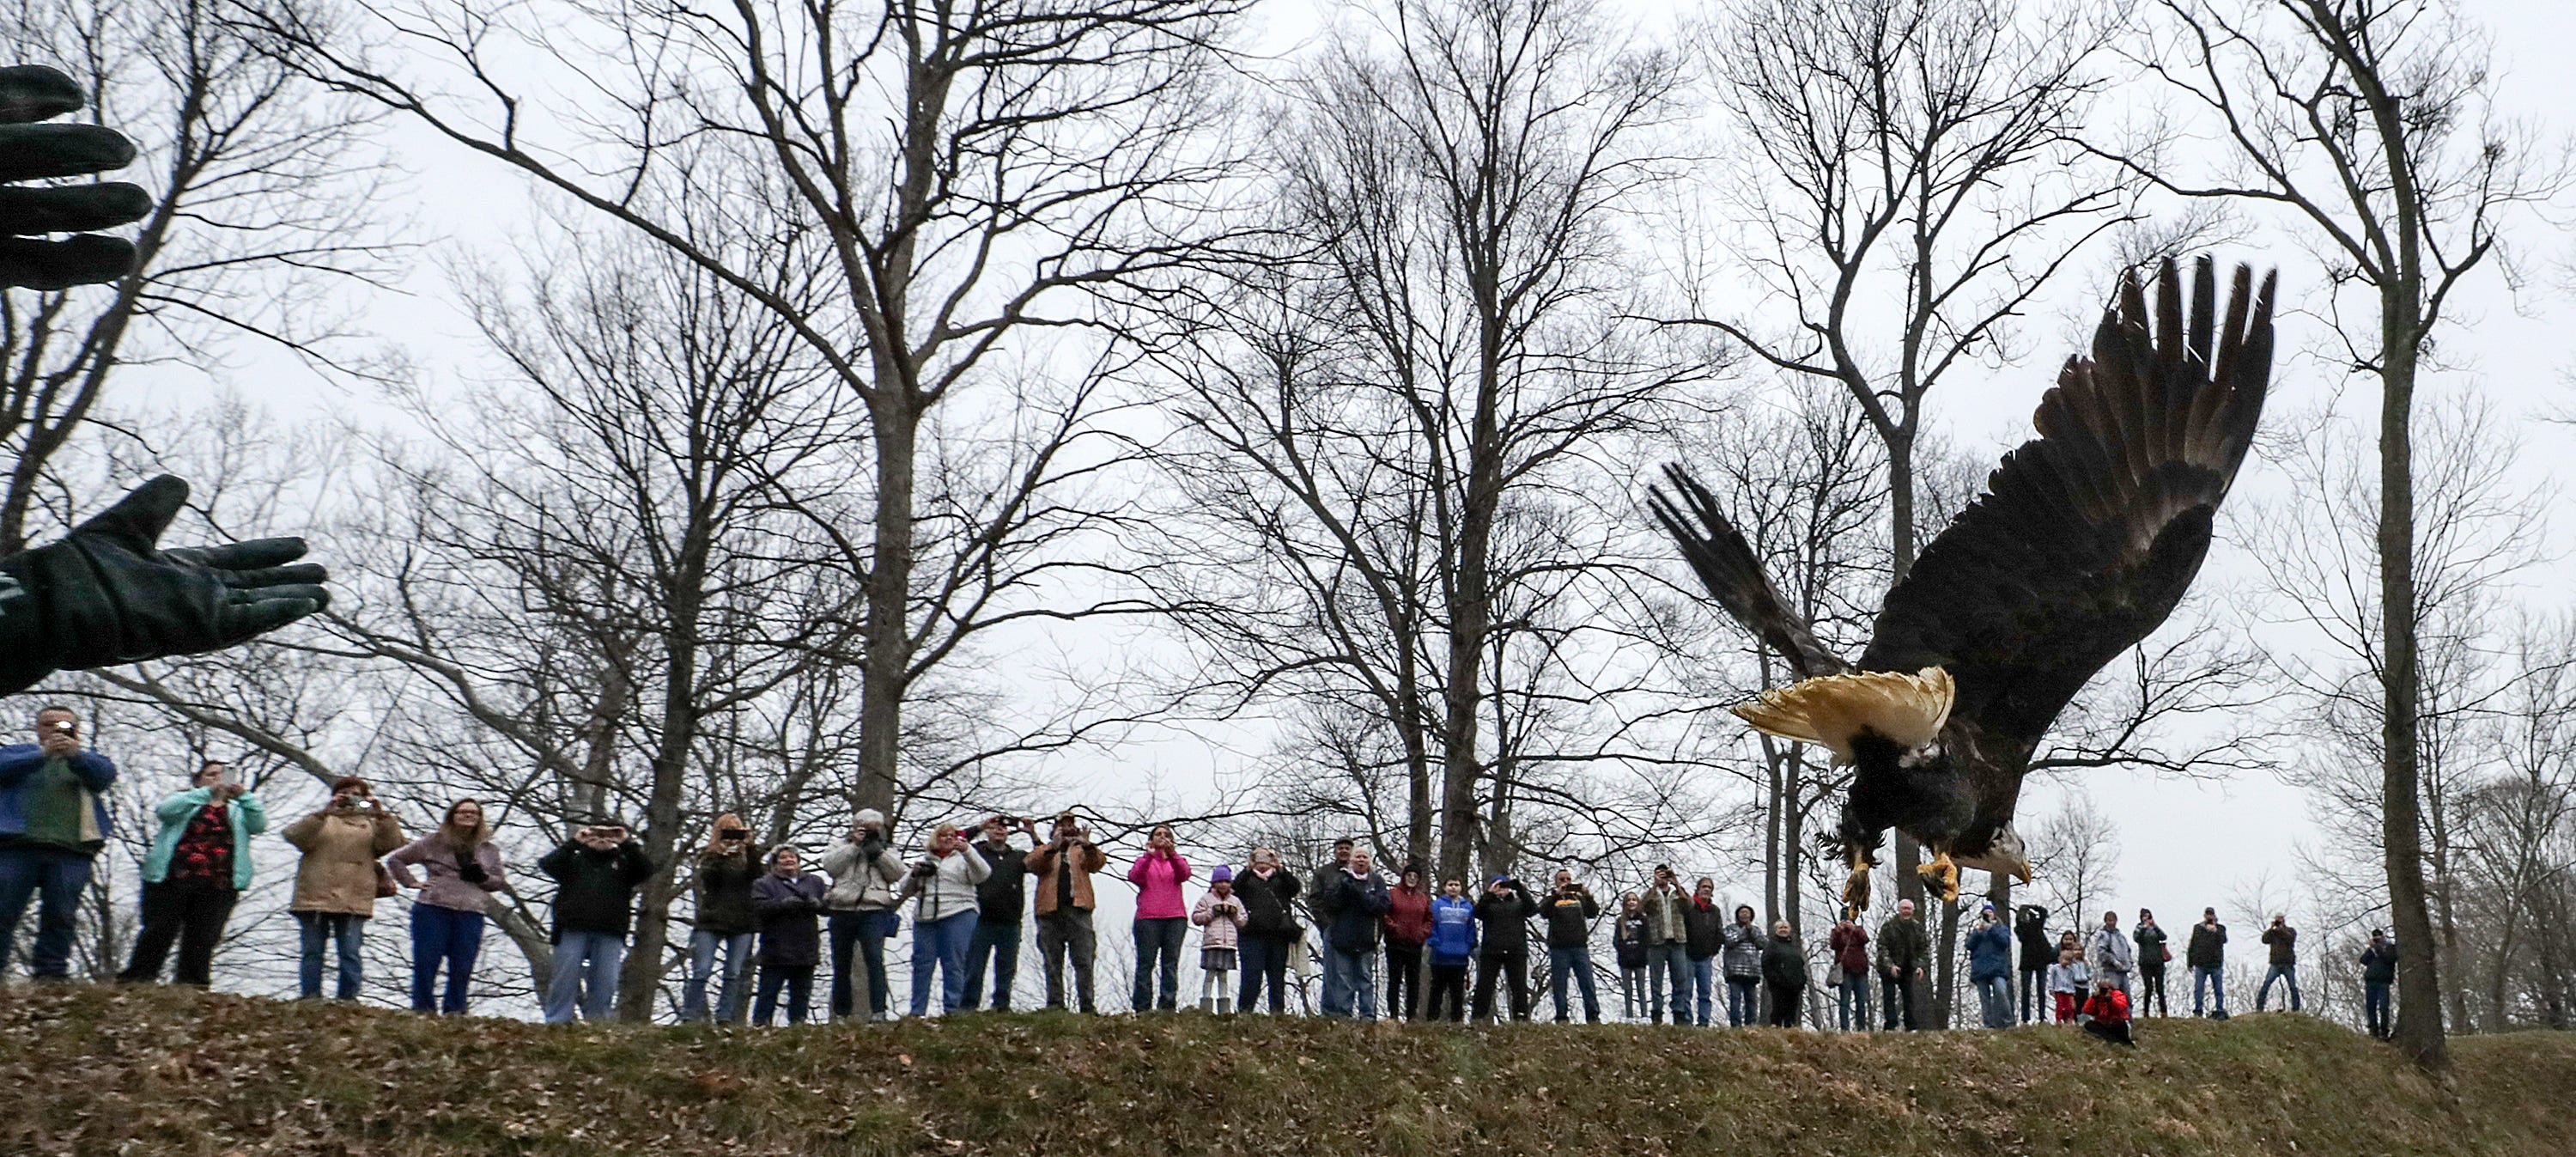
top-left (1218, 996), bottom-right (1234, 1015)
top-left (1200, 995), bottom-right (1216, 1014)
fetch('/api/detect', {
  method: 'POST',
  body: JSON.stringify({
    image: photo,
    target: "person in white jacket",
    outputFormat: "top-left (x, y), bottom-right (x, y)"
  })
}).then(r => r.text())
top-left (822, 808), bottom-right (907, 1021)
top-left (899, 822), bottom-right (991, 1016)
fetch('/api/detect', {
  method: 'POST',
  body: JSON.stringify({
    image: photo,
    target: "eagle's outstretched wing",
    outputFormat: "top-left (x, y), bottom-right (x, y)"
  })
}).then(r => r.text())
top-left (1648, 463), bottom-right (1849, 682)
top-left (1862, 257), bottom-right (2275, 776)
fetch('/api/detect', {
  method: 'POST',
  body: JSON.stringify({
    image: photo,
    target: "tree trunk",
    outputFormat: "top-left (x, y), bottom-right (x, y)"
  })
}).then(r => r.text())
top-left (2378, 302), bottom-right (2448, 1069)
top-left (855, 394), bottom-right (918, 819)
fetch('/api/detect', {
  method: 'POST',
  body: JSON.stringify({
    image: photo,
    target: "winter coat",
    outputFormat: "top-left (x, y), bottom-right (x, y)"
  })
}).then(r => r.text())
top-left (898, 844), bottom-right (992, 923)
top-left (688, 844), bottom-right (764, 936)
top-left (386, 835), bottom-right (508, 914)
top-left (2047, 959), bottom-right (2091, 994)
top-left (2133, 922), bottom-right (2171, 971)
top-left (1191, 891), bottom-right (1248, 951)
top-left (1828, 923), bottom-right (1871, 975)
top-left (1965, 920), bottom-right (2014, 983)
top-left (1126, 850), bottom-right (1193, 920)
top-left (1428, 894), bottom-right (1478, 965)
top-left (1538, 886), bottom-right (1601, 951)
top-left (1024, 838), bottom-right (1109, 916)
top-left (1231, 865), bottom-right (1302, 938)
top-left (972, 838), bottom-right (1030, 923)
top-left (1762, 930), bottom-right (1807, 990)
top-left (1308, 862), bottom-right (1346, 925)
top-left (1720, 921), bottom-right (1765, 980)
top-left (1640, 886), bottom-right (1689, 945)
top-left (2262, 924), bottom-right (2297, 966)
top-left (1325, 870), bottom-right (1393, 953)
top-left (2088, 926), bottom-right (2136, 977)
top-left (538, 838), bottom-right (656, 941)
top-left (282, 807), bottom-right (406, 916)
top-left (1382, 883), bottom-right (1434, 948)
top-left (751, 870), bottom-right (828, 969)
top-left (1682, 898), bottom-right (1724, 960)
top-left (1613, 912), bottom-right (1649, 970)
top-left (2360, 941), bottom-right (2398, 984)
top-left (2186, 921), bottom-right (2227, 968)
top-left (142, 787), bottom-right (267, 890)
top-left (1473, 880), bottom-right (1540, 957)
top-left (2082, 986), bottom-right (2131, 1026)
top-left (820, 837), bottom-right (907, 913)
top-left (0, 745), bottom-right (116, 850)
top-left (1876, 914), bottom-right (1930, 974)
top-left (2014, 906), bottom-right (2054, 971)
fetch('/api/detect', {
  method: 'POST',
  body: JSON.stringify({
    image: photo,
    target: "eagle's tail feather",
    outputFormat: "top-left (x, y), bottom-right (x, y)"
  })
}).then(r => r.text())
top-left (1729, 668), bottom-right (1954, 764)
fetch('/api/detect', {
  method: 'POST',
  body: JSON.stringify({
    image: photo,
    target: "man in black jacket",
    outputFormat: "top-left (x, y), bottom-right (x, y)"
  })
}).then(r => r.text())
top-left (2187, 907), bottom-right (2228, 1018)
top-left (961, 814), bottom-right (1033, 1010)
top-left (1472, 874), bottom-right (1540, 1022)
top-left (2014, 904), bottom-right (2052, 1023)
top-left (538, 819), bottom-right (657, 1023)
top-left (1321, 849), bottom-right (1392, 1020)
top-left (2359, 929), bottom-right (2397, 1040)
top-left (1683, 877), bottom-right (1724, 1027)
top-left (1538, 868), bottom-right (1601, 1024)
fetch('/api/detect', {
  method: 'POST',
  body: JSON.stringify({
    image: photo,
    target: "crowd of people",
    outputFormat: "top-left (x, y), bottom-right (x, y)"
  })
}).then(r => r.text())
top-left (0, 707), bottom-right (2399, 1044)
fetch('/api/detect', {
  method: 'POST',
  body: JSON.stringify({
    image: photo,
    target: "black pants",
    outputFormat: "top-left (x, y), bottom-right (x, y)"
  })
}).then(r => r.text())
top-left (1236, 931), bottom-right (1291, 1014)
top-left (1385, 944), bottom-right (1422, 1020)
top-left (2084, 1017), bottom-right (2135, 1046)
top-left (2365, 981), bottom-right (2391, 1038)
top-left (2020, 967), bottom-right (2047, 1021)
top-left (2136, 966), bottom-right (2168, 1016)
top-left (1428, 961), bottom-right (1468, 1020)
top-left (1472, 950), bottom-right (1531, 1022)
top-left (118, 878), bottom-right (237, 987)
top-left (1766, 980), bottom-right (1803, 1027)
top-left (753, 965), bottom-right (814, 1026)
top-left (1880, 970), bottom-right (1921, 1030)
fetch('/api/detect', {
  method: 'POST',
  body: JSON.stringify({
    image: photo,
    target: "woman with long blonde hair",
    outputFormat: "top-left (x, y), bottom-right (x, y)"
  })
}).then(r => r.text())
top-left (386, 797), bottom-right (507, 1014)
top-left (897, 821), bottom-right (990, 1015)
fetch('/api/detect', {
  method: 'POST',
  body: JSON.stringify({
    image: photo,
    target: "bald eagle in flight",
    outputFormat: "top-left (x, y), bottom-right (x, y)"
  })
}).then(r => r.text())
top-left (1651, 257), bottom-right (2275, 909)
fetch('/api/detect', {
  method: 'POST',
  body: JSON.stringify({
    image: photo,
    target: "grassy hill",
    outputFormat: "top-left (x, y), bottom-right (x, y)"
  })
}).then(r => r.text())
top-left (3, 984), bottom-right (2570, 1156)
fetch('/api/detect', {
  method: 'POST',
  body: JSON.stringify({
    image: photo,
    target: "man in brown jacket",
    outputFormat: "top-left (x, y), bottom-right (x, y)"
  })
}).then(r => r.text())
top-left (1024, 812), bottom-right (1107, 1013)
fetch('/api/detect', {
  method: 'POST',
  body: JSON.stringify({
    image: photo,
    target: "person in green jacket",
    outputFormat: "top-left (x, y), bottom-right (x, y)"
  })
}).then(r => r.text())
top-left (1876, 899), bottom-right (1930, 1032)
top-left (118, 758), bottom-right (264, 987)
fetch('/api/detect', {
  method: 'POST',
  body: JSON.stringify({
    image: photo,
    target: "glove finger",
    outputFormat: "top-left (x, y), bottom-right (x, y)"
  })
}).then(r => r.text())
top-left (228, 582), bottom-right (330, 612)
top-left (165, 536), bottom-right (308, 570)
top-left (0, 124), bottom-right (136, 182)
top-left (214, 563), bottom-right (328, 588)
top-left (218, 594), bottom-right (323, 643)
top-left (72, 474), bottom-right (187, 550)
top-left (0, 66), bottom-right (82, 124)
top-left (0, 234), bottom-right (137, 290)
top-left (0, 183), bottom-right (153, 235)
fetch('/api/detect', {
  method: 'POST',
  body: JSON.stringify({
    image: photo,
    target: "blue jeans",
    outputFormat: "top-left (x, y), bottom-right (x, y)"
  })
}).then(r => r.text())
top-left (2257, 963), bottom-right (2301, 1011)
top-left (2193, 965), bottom-right (2227, 1016)
top-left (1548, 946), bottom-right (1599, 1022)
top-left (545, 929), bottom-right (626, 1022)
top-left (1322, 946), bottom-right (1377, 1019)
top-left (909, 910), bottom-right (977, 1015)
top-left (0, 848), bottom-right (92, 978)
top-left (684, 929), bottom-right (755, 1023)
top-left (1837, 969), bottom-right (1871, 1029)
top-left (754, 965), bottom-right (814, 1026)
top-left (1132, 916), bottom-right (1186, 1012)
top-left (296, 911), bottom-right (366, 1000)
top-left (1237, 931), bottom-right (1290, 1014)
top-left (1726, 976), bottom-right (1759, 1026)
top-left (1975, 973), bottom-right (2012, 1028)
top-left (408, 904), bottom-right (484, 1014)
top-left (2364, 980), bottom-right (2391, 1038)
top-left (1647, 943), bottom-right (1688, 1022)
top-left (1690, 956), bottom-right (1716, 1026)
top-left (961, 918), bottom-right (1022, 1011)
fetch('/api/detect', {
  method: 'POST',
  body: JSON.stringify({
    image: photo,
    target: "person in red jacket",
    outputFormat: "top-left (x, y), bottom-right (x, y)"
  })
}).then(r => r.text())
top-left (1828, 912), bottom-right (1872, 1031)
top-left (1382, 862), bottom-right (1433, 1020)
top-left (2081, 977), bottom-right (2134, 1046)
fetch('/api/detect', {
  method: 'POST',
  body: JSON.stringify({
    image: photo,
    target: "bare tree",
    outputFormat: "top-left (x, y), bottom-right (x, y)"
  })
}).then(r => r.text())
top-left (2099, 0), bottom-right (2567, 1069)
top-left (0, 0), bottom-right (394, 552)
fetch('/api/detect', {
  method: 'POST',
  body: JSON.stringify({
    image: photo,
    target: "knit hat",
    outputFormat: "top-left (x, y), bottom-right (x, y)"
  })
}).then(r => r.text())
top-left (855, 808), bottom-right (886, 830)
top-left (1211, 864), bottom-right (1234, 884)
top-left (1490, 874), bottom-right (1510, 886)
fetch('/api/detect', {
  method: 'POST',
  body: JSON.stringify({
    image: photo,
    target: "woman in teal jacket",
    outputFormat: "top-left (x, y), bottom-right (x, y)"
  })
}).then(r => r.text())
top-left (118, 759), bottom-right (266, 987)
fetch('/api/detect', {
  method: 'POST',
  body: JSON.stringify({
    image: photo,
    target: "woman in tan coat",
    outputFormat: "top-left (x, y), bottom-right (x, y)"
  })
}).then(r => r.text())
top-left (280, 776), bottom-right (404, 1000)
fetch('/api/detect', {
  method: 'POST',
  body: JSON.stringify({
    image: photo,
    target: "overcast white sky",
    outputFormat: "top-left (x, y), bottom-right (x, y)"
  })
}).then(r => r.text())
top-left (117, 0), bottom-right (2576, 947)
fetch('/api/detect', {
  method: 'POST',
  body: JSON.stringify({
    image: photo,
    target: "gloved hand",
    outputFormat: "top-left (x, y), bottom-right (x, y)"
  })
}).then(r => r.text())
top-left (457, 852), bottom-right (490, 886)
top-left (0, 475), bottom-right (328, 692)
top-left (0, 64), bottom-right (153, 289)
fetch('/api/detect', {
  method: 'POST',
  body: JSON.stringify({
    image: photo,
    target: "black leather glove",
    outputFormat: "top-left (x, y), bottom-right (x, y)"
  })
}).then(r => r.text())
top-left (0, 65), bottom-right (152, 289)
top-left (457, 852), bottom-right (489, 886)
top-left (0, 475), bottom-right (328, 692)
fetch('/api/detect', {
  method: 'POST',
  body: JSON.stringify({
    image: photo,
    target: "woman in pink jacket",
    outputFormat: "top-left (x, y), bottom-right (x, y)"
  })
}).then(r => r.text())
top-left (1127, 824), bottom-right (1193, 1012)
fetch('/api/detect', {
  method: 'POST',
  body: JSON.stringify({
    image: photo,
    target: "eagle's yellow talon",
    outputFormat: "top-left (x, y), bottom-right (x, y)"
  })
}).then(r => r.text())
top-left (1916, 852), bottom-right (1959, 904)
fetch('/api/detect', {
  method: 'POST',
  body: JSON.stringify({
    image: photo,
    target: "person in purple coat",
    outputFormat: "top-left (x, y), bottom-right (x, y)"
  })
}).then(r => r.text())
top-left (751, 846), bottom-right (829, 1026)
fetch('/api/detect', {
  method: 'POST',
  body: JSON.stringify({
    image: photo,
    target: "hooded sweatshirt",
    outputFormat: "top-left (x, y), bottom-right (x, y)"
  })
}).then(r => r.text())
top-left (1539, 885), bottom-right (1601, 950)
top-left (1428, 893), bottom-right (1478, 965)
